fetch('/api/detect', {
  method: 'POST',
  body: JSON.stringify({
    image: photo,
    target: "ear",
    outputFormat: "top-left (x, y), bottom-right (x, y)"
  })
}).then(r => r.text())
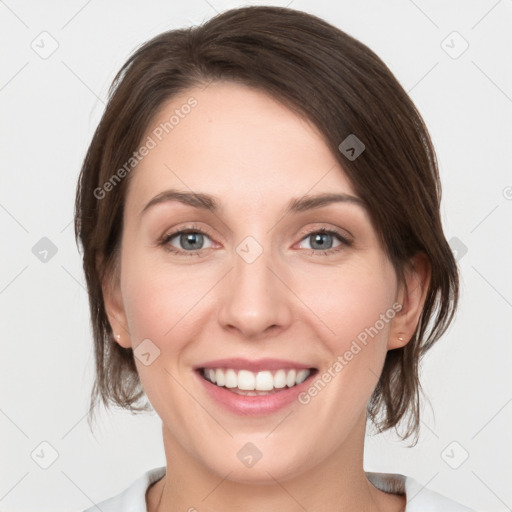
top-left (101, 259), bottom-right (132, 349)
top-left (388, 252), bottom-right (431, 350)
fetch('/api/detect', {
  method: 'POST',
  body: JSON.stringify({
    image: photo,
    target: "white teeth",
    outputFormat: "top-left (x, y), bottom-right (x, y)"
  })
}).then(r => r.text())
top-left (238, 370), bottom-right (256, 390)
top-left (224, 369), bottom-right (237, 388)
top-left (273, 369), bottom-right (287, 388)
top-left (215, 368), bottom-right (225, 387)
top-left (296, 369), bottom-right (309, 384)
top-left (286, 369), bottom-right (296, 387)
top-left (202, 367), bottom-right (312, 391)
top-left (255, 371), bottom-right (274, 391)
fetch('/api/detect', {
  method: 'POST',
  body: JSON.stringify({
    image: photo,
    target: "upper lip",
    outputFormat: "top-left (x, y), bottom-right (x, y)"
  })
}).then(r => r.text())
top-left (195, 358), bottom-right (315, 372)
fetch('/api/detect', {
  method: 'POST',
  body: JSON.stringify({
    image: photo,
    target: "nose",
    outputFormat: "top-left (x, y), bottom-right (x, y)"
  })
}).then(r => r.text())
top-left (217, 242), bottom-right (294, 340)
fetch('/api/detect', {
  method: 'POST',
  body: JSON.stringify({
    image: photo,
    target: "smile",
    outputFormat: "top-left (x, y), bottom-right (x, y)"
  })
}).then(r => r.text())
top-left (195, 358), bottom-right (318, 415)
top-left (201, 368), bottom-right (313, 395)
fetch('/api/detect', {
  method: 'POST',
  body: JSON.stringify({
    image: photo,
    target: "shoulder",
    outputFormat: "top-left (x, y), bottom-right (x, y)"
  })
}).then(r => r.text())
top-left (81, 466), bottom-right (166, 512)
top-left (366, 472), bottom-right (477, 511)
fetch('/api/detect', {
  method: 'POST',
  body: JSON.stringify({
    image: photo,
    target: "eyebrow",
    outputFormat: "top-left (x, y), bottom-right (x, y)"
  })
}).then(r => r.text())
top-left (140, 189), bottom-right (366, 217)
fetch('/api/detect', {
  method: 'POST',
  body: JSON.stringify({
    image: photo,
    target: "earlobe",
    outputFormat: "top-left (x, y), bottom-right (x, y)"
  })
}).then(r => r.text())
top-left (112, 331), bottom-right (130, 348)
top-left (102, 269), bottom-right (131, 349)
top-left (388, 252), bottom-right (431, 350)
top-left (388, 333), bottom-right (408, 350)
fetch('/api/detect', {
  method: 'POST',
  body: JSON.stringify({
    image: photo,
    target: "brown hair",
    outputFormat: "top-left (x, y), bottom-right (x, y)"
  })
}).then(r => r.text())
top-left (75, 5), bottom-right (458, 441)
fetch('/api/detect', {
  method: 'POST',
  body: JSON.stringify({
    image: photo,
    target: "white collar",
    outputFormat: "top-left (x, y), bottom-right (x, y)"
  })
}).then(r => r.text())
top-left (86, 466), bottom-right (474, 511)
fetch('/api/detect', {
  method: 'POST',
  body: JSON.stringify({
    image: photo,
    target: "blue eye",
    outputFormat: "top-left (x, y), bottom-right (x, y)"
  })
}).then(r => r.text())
top-left (161, 225), bottom-right (213, 255)
top-left (298, 228), bottom-right (352, 256)
top-left (302, 231), bottom-right (339, 250)
top-left (160, 225), bottom-right (352, 257)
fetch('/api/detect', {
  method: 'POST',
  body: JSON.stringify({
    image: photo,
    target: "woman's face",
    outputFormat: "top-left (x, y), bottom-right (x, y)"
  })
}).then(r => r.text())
top-left (106, 81), bottom-right (420, 483)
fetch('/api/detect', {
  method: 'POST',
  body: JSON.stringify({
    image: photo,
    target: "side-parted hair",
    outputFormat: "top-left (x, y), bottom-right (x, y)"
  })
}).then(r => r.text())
top-left (74, 5), bottom-right (458, 441)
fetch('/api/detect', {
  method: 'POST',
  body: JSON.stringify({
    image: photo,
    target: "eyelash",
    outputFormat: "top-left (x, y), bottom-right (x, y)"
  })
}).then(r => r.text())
top-left (159, 224), bottom-right (353, 257)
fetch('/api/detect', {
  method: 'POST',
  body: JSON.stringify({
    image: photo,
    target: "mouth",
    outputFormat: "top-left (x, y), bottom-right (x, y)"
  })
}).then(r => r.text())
top-left (199, 367), bottom-right (316, 396)
top-left (194, 359), bottom-right (318, 415)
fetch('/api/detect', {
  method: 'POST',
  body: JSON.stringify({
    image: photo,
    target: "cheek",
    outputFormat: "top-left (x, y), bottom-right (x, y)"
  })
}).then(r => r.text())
top-left (120, 250), bottom-right (218, 355)
top-left (293, 263), bottom-right (397, 432)
top-left (302, 259), bottom-right (397, 352)
top-left (120, 238), bottom-right (177, 335)
top-left (119, 261), bottom-right (208, 414)
top-left (298, 259), bottom-right (397, 411)
top-left (122, 273), bottom-right (171, 342)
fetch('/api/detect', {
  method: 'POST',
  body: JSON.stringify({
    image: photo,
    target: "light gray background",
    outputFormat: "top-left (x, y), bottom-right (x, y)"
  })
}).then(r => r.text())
top-left (1, 1), bottom-right (511, 511)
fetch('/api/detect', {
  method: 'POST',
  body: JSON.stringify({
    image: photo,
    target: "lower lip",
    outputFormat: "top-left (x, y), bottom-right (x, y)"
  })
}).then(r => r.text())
top-left (195, 370), bottom-right (315, 416)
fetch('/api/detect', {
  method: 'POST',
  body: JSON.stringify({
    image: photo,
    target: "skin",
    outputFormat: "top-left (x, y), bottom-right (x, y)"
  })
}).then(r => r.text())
top-left (103, 81), bottom-right (430, 512)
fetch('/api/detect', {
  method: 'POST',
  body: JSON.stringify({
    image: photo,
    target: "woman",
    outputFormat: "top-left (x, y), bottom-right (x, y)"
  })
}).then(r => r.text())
top-left (75, 5), bottom-right (474, 511)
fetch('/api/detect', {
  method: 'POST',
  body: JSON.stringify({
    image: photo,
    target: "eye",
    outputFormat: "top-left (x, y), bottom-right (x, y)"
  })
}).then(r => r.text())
top-left (297, 227), bottom-right (352, 256)
top-left (159, 224), bottom-right (352, 257)
top-left (160, 224), bottom-right (214, 256)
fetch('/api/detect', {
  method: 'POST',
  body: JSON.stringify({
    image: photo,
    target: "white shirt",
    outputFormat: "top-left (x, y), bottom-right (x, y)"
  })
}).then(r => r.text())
top-left (82, 466), bottom-right (475, 511)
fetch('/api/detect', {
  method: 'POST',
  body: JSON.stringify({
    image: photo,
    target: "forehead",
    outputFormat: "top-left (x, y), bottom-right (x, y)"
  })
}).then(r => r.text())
top-left (125, 81), bottom-right (358, 216)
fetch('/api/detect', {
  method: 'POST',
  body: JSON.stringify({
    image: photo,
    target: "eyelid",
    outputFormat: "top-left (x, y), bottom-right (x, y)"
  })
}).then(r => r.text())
top-left (160, 223), bottom-right (353, 256)
top-left (295, 224), bottom-right (353, 244)
top-left (160, 223), bottom-right (216, 246)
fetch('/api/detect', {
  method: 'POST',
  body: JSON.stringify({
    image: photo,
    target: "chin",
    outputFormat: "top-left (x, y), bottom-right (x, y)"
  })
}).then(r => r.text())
top-left (209, 455), bottom-right (313, 485)
top-left (194, 433), bottom-right (325, 485)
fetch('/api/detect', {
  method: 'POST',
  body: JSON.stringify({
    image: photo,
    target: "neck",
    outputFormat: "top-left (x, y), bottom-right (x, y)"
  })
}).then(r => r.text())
top-left (148, 416), bottom-right (405, 512)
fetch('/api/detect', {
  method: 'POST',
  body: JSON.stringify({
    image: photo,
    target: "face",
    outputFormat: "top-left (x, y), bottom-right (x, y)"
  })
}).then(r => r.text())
top-left (105, 81), bottom-right (425, 483)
